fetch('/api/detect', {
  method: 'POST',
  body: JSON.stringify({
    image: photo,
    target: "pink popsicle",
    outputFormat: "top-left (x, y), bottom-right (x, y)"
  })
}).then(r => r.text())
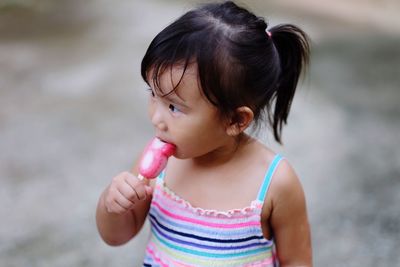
top-left (138, 137), bottom-right (176, 179)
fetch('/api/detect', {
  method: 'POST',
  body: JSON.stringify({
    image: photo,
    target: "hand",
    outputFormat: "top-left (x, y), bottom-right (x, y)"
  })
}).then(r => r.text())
top-left (103, 171), bottom-right (153, 214)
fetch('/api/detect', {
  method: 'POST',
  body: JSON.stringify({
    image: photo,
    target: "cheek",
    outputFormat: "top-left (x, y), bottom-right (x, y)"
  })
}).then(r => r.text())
top-left (170, 126), bottom-right (203, 158)
top-left (173, 119), bottom-right (227, 158)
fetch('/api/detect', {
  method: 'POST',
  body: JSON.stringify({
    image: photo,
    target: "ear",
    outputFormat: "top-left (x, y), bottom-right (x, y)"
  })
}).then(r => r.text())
top-left (226, 106), bottom-right (254, 136)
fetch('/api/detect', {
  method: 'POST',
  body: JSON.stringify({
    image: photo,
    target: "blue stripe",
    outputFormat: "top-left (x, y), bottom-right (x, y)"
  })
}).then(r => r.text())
top-left (257, 155), bottom-right (283, 201)
top-left (158, 170), bottom-right (165, 180)
top-left (151, 228), bottom-right (271, 258)
top-left (149, 204), bottom-right (262, 238)
top-left (149, 213), bottom-right (267, 244)
top-left (150, 218), bottom-right (270, 251)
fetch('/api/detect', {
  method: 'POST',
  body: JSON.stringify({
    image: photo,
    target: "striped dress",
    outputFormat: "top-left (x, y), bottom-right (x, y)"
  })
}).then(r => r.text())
top-left (143, 154), bottom-right (283, 267)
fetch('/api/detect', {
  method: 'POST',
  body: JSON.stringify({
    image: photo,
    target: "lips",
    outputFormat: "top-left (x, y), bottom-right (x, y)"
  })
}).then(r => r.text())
top-left (155, 135), bottom-right (173, 146)
top-left (154, 134), bottom-right (177, 156)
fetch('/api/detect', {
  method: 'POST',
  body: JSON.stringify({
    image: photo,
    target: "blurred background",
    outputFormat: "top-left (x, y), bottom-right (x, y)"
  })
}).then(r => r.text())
top-left (1, 0), bottom-right (399, 266)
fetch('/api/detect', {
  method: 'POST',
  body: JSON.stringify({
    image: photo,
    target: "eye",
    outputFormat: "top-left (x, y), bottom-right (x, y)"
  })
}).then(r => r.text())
top-left (169, 104), bottom-right (181, 113)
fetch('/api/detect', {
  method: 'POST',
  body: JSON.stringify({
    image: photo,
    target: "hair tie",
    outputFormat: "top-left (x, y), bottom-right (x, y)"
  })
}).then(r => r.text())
top-left (266, 30), bottom-right (272, 38)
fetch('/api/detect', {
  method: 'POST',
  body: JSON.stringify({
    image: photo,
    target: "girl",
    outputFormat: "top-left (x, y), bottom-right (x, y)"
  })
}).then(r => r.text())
top-left (96, 1), bottom-right (312, 266)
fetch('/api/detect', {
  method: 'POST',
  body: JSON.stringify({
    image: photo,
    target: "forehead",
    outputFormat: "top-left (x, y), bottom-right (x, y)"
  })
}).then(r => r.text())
top-left (148, 64), bottom-right (203, 102)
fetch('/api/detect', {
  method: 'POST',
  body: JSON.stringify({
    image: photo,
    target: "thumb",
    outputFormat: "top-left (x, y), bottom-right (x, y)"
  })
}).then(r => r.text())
top-left (145, 185), bottom-right (153, 197)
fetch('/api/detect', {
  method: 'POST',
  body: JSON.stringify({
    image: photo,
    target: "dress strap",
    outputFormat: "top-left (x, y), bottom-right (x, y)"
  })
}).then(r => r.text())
top-left (157, 170), bottom-right (166, 181)
top-left (256, 154), bottom-right (284, 202)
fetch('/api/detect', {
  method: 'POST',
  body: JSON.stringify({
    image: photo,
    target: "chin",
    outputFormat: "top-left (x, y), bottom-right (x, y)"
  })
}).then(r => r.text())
top-left (172, 153), bottom-right (188, 160)
top-left (172, 149), bottom-right (194, 160)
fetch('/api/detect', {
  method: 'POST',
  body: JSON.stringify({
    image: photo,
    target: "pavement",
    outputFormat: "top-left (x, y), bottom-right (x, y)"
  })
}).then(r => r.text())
top-left (1, 1), bottom-right (399, 266)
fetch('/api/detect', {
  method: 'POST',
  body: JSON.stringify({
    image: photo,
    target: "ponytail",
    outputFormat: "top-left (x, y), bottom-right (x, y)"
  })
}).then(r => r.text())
top-left (269, 24), bottom-right (310, 143)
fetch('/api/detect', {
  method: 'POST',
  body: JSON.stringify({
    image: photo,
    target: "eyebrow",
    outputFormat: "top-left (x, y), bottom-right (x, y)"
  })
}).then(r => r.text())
top-left (150, 68), bottom-right (191, 107)
top-left (164, 92), bottom-right (188, 107)
top-left (150, 84), bottom-right (184, 103)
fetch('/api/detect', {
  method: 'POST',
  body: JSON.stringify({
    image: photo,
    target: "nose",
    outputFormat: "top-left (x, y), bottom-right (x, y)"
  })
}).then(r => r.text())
top-left (150, 103), bottom-right (168, 132)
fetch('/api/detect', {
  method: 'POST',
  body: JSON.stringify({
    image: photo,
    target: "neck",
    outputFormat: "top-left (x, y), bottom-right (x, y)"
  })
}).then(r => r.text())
top-left (191, 133), bottom-right (252, 168)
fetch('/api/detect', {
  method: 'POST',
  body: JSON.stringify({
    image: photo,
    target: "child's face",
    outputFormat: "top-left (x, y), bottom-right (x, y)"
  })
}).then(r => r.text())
top-left (147, 65), bottom-right (231, 160)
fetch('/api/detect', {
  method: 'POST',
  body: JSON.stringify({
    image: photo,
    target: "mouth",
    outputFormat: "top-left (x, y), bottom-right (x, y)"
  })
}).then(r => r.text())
top-left (156, 136), bottom-right (174, 146)
top-left (154, 136), bottom-right (176, 157)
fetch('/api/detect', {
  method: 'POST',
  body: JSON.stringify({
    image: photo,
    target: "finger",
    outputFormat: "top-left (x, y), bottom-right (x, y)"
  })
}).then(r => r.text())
top-left (106, 199), bottom-right (127, 214)
top-left (124, 175), bottom-right (148, 201)
top-left (115, 189), bottom-right (135, 210)
top-left (116, 180), bottom-right (137, 201)
top-left (145, 185), bottom-right (153, 197)
top-left (132, 183), bottom-right (148, 201)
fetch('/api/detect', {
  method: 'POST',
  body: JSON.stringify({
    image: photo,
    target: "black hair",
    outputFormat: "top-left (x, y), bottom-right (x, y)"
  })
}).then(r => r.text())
top-left (141, 1), bottom-right (310, 143)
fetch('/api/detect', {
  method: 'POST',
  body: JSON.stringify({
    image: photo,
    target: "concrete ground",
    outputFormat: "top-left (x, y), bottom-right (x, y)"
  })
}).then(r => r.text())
top-left (1, 0), bottom-right (399, 266)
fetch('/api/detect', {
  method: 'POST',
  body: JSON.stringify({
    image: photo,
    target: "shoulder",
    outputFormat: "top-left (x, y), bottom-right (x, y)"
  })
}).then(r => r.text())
top-left (244, 137), bottom-right (277, 166)
top-left (271, 158), bottom-right (301, 194)
top-left (269, 158), bottom-right (305, 204)
top-left (266, 157), bottom-right (307, 222)
top-left (239, 138), bottom-right (298, 190)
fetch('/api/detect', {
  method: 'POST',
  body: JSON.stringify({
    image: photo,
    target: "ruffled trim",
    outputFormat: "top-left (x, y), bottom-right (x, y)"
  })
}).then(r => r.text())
top-left (156, 180), bottom-right (263, 218)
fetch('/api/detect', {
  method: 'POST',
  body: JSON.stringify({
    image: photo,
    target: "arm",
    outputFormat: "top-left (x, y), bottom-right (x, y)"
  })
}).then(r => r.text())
top-left (95, 159), bottom-right (153, 246)
top-left (268, 160), bottom-right (312, 266)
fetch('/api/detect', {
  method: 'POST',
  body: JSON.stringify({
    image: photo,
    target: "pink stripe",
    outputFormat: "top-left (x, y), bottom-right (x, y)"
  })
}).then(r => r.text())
top-left (147, 242), bottom-right (192, 267)
top-left (152, 200), bottom-right (260, 228)
top-left (245, 257), bottom-right (274, 267)
top-left (146, 243), bottom-right (169, 267)
top-left (156, 197), bottom-right (261, 223)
